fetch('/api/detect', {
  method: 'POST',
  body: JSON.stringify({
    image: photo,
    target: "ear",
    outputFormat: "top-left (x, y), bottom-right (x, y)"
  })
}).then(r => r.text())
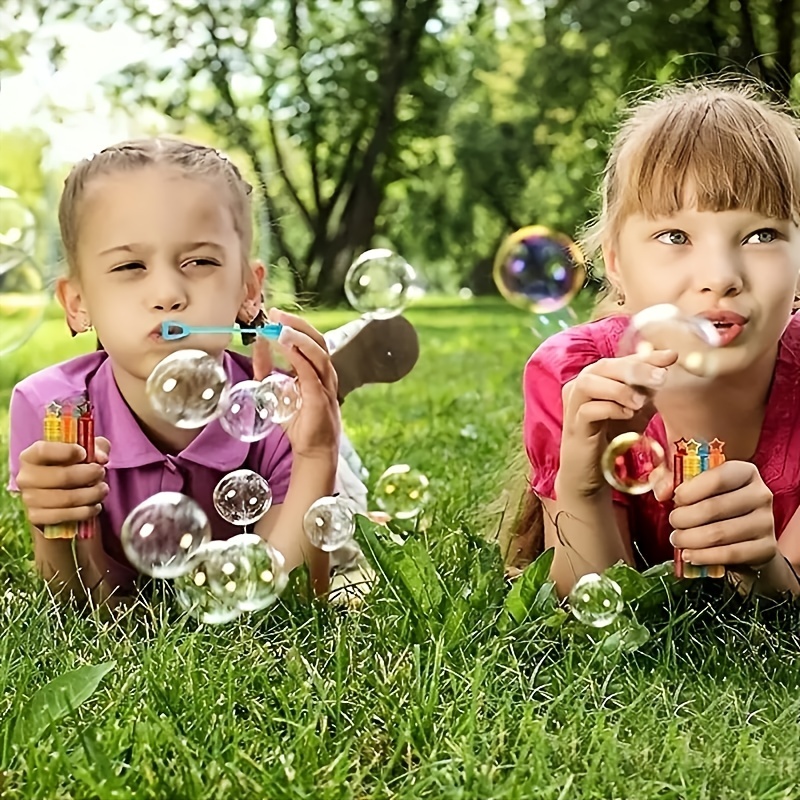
top-left (237, 260), bottom-right (267, 323)
top-left (55, 276), bottom-right (91, 337)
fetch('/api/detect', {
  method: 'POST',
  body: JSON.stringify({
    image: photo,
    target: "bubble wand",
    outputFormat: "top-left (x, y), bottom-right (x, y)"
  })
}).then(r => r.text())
top-left (42, 402), bottom-right (68, 539)
top-left (76, 400), bottom-right (97, 539)
top-left (161, 321), bottom-right (283, 341)
top-left (673, 437), bottom-right (726, 579)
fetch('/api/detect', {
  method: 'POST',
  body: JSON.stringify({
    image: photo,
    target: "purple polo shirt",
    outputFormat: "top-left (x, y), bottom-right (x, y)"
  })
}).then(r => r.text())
top-left (7, 350), bottom-right (293, 592)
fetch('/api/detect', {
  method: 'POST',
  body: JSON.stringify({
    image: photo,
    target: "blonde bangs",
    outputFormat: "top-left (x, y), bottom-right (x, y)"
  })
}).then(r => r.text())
top-left (609, 89), bottom-right (800, 225)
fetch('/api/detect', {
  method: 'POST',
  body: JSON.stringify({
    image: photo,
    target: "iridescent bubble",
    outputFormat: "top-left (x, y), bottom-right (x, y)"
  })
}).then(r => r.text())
top-left (568, 573), bottom-right (624, 628)
top-left (601, 432), bottom-right (665, 495)
top-left (218, 380), bottom-right (278, 442)
top-left (120, 492), bottom-right (211, 578)
top-left (0, 186), bottom-right (37, 252)
top-left (257, 374), bottom-right (302, 424)
top-left (493, 225), bottom-right (585, 314)
top-left (373, 464), bottom-right (430, 520)
top-left (530, 306), bottom-right (578, 340)
top-left (221, 533), bottom-right (289, 612)
top-left (146, 349), bottom-right (229, 429)
top-left (344, 249), bottom-right (419, 319)
top-left (0, 251), bottom-right (48, 358)
top-left (618, 304), bottom-right (722, 379)
top-left (173, 540), bottom-right (243, 624)
top-left (302, 496), bottom-right (357, 552)
top-left (213, 469), bottom-right (273, 526)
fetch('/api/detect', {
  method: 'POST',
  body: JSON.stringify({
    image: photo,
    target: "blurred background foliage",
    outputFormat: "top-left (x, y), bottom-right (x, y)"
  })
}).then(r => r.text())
top-left (2, 0), bottom-right (799, 304)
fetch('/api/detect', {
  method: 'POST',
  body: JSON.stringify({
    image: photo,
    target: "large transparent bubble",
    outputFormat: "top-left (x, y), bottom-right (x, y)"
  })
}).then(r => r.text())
top-left (373, 464), bottom-right (430, 520)
top-left (0, 186), bottom-right (37, 252)
top-left (0, 250), bottom-right (48, 358)
top-left (218, 379), bottom-right (278, 442)
top-left (344, 249), bottom-right (419, 319)
top-left (568, 573), bottom-right (624, 628)
top-left (302, 496), bottom-right (356, 552)
top-left (213, 469), bottom-right (273, 526)
top-left (601, 432), bottom-right (665, 496)
top-left (173, 540), bottom-right (243, 624)
top-left (493, 225), bottom-right (585, 314)
top-left (618, 304), bottom-right (722, 380)
top-left (120, 492), bottom-right (211, 578)
top-left (146, 349), bottom-right (229, 429)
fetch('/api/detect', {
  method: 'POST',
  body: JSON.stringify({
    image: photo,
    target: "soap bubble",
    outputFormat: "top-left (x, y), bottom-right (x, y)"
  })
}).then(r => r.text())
top-left (493, 225), bottom-right (585, 314)
top-left (120, 492), bottom-right (211, 578)
top-left (373, 464), bottom-right (430, 520)
top-left (220, 533), bottom-right (289, 612)
top-left (530, 306), bottom-right (578, 340)
top-left (568, 573), bottom-right (624, 628)
top-left (218, 380), bottom-right (278, 442)
top-left (146, 349), bottom-right (229, 429)
top-left (601, 432), bottom-right (665, 495)
top-left (618, 304), bottom-right (722, 379)
top-left (344, 249), bottom-right (419, 319)
top-left (0, 186), bottom-right (37, 252)
top-left (302, 496), bottom-right (357, 552)
top-left (173, 540), bottom-right (243, 624)
top-left (257, 373), bottom-right (302, 424)
top-left (0, 251), bottom-right (48, 357)
top-left (213, 469), bottom-right (273, 526)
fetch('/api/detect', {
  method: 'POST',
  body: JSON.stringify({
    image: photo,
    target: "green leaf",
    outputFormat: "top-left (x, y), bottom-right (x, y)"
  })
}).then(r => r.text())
top-left (14, 662), bottom-right (115, 746)
top-left (599, 617), bottom-right (651, 656)
top-left (604, 562), bottom-right (652, 602)
top-left (502, 548), bottom-right (555, 627)
top-left (355, 516), bottom-right (444, 615)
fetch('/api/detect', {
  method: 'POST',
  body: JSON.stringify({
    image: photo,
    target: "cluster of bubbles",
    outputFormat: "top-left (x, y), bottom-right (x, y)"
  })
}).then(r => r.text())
top-left (600, 304), bottom-right (725, 496)
top-left (146, 349), bottom-right (301, 437)
top-left (121, 472), bottom-right (286, 623)
top-left (121, 247), bottom-right (435, 622)
top-left (0, 186), bottom-right (49, 358)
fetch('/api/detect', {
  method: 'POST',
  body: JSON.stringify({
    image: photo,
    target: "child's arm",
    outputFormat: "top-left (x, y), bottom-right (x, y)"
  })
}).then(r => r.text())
top-left (534, 349), bottom-right (676, 596)
top-left (251, 310), bottom-right (340, 596)
top-left (255, 454), bottom-right (336, 595)
top-left (16, 439), bottom-right (113, 605)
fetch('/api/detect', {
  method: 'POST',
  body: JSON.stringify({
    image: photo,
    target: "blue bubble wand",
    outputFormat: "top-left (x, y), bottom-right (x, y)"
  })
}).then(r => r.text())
top-left (161, 321), bottom-right (283, 341)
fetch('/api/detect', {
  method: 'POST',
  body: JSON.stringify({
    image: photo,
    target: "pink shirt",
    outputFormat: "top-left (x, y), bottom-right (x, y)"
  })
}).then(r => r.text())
top-left (523, 313), bottom-right (800, 568)
top-left (7, 350), bottom-right (293, 591)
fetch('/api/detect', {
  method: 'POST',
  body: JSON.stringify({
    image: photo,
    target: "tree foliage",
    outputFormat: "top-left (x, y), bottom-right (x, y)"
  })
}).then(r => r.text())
top-left (6, 0), bottom-right (800, 300)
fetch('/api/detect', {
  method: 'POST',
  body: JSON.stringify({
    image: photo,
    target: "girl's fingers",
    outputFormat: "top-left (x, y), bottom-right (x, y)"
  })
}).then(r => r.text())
top-left (252, 337), bottom-right (276, 382)
top-left (672, 461), bottom-right (760, 507)
top-left (268, 308), bottom-right (328, 352)
top-left (29, 503), bottom-right (104, 527)
top-left (278, 327), bottom-right (337, 393)
top-left (678, 539), bottom-right (774, 568)
top-left (17, 463), bottom-right (106, 491)
top-left (25, 483), bottom-right (109, 510)
top-left (670, 513), bottom-right (765, 552)
top-left (669, 482), bottom-right (764, 530)
top-left (570, 372), bottom-right (651, 412)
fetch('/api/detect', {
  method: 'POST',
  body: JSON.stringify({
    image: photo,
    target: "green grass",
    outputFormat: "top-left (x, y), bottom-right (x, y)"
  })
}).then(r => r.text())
top-left (1, 297), bottom-right (800, 799)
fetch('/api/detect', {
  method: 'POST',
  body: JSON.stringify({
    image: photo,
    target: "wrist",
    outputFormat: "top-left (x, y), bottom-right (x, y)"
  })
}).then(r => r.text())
top-left (290, 453), bottom-right (337, 492)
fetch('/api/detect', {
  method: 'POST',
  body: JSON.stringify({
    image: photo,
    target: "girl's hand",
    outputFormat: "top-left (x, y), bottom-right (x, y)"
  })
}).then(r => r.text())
top-left (668, 461), bottom-right (777, 570)
top-left (16, 437), bottom-right (111, 527)
top-left (557, 349), bottom-right (678, 499)
top-left (253, 308), bottom-right (340, 462)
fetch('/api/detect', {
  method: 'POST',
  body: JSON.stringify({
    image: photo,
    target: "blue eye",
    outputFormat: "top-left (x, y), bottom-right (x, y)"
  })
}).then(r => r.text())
top-left (744, 228), bottom-right (780, 245)
top-left (655, 230), bottom-right (689, 245)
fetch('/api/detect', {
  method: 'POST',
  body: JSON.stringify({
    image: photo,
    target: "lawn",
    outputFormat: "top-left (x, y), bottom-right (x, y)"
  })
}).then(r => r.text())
top-left (1, 297), bottom-right (799, 799)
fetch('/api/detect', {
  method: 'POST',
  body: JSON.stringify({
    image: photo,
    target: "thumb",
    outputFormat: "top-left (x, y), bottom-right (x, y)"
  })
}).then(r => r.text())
top-left (252, 337), bottom-right (275, 382)
top-left (651, 458), bottom-right (675, 503)
top-left (94, 436), bottom-right (112, 464)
